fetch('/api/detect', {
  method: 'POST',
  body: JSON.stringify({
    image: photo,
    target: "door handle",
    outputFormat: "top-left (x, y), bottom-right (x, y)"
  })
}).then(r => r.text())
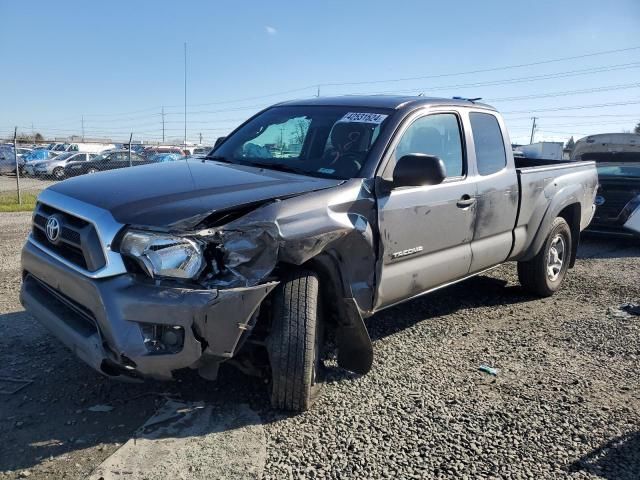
top-left (456, 195), bottom-right (476, 208)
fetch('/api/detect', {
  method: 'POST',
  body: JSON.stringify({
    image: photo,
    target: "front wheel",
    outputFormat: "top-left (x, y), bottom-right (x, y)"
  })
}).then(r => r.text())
top-left (266, 269), bottom-right (324, 412)
top-left (53, 167), bottom-right (65, 179)
top-left (518, 217), bottom-right (572, 297)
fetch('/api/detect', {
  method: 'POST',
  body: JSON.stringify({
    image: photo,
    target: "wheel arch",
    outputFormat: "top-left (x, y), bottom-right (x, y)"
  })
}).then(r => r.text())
top-left (517, 187), bottom-right (582, 266)
top-left (273, 253), bottom-right (374, 375)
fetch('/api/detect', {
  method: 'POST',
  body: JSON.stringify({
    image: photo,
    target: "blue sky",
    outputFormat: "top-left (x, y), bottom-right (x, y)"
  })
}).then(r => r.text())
top-left (1, 0), bottom-right (639, 145)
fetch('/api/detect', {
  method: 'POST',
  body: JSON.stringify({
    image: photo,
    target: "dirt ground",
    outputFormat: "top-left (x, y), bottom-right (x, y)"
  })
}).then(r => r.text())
top-left (0, 211), bottom-right (638, 479)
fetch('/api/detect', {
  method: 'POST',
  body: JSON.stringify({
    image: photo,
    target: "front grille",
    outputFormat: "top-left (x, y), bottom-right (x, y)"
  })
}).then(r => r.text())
top-left (32, 203), bottom-right (107, 272)
top-left (593, 187), bottom-right (639, 226)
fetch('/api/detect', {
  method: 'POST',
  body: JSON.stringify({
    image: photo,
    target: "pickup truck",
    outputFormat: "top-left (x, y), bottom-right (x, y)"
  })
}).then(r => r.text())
top-left (20, 96), bottom-right (598, 411)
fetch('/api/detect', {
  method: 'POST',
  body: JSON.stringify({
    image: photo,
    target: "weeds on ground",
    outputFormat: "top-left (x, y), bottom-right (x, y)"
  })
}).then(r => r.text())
top-left (0, 192), bottom-right (37, 212)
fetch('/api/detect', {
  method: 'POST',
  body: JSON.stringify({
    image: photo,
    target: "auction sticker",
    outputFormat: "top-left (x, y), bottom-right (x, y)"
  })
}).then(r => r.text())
top-left (339, 112), bottom-right (388, 124)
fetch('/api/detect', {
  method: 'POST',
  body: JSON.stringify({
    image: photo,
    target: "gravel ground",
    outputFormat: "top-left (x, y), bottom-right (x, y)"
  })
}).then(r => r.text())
top-left (0, 211), bottom-right (639, 479)
top-left (0, 174), bottom-right (57, 197)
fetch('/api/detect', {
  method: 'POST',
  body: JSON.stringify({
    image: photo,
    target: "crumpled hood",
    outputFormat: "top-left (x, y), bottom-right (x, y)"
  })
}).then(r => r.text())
top-left (48, 158), bottom-right (342, 228)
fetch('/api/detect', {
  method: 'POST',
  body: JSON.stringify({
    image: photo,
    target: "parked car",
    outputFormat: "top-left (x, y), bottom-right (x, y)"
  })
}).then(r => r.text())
top-left (192, 146), bottom-right (213, 157)
top-left (18, 149), bottom-right (58, 174)
top-left (572, 133), bottom-right (640, 238)
top-left (16, 147), bottom-right (32, 158)
top-left (0, 147), bottom-right (19, 175)
top-left (141, 146), bottom-right (186, 159)
top-left (20, 96), bottom-right (598, 412)
top-left (64, 150), bottom-right (146, 176)
top-left (50, 142), bottom-right (116, 154)
top-left (26, 152), bottom-right (97, 179)
top-left (149, 152), bottom-right (185, 163)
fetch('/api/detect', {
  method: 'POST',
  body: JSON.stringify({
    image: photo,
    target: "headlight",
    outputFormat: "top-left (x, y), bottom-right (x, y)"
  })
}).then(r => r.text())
top-left (120, 230), bottom-right (204, 279)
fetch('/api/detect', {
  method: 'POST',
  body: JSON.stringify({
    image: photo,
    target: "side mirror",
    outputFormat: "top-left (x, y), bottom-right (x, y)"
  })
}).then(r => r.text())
top-left (214, 136), bottom-right (226, 148)
top-left (392, 154), bottom-right (446, 188)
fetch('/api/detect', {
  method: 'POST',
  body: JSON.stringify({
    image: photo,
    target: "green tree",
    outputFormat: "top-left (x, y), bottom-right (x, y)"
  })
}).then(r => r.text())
top-left (565, 136), bottom-right (575, 150)
top-left (634, 122), bottom-right (640, 134)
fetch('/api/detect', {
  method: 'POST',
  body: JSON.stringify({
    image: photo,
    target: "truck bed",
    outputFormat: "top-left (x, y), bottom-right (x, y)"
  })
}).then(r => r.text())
top-left (509, 159), bottom-right (597, 260)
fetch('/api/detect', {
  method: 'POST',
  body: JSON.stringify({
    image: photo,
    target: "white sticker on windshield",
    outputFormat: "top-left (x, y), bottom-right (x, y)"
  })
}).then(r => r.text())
top-left (338, 112), bottom-right (388, 124)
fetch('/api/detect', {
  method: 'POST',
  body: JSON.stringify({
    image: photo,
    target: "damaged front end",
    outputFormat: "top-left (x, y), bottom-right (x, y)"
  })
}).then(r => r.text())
top-left (21, 179), bottom-right (378, 382)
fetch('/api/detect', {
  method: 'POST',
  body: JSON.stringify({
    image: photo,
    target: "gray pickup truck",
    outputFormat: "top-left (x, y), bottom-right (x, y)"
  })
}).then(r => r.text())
top-left (20, 96), bottom-right (598, 411)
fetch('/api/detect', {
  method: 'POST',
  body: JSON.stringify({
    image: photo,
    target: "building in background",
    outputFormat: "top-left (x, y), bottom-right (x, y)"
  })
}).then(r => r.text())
top-left (517, 142), bottom-right (565, 161)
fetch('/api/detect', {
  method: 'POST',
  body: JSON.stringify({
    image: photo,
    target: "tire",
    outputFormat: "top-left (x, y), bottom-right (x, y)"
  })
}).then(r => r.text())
top-left (518, 217), bottom-right (572, 297)
top-left (267, 269), bottom-right (323, 412)
top-left (87, 167), bottom-right (98, 174)
top-left (53, 167), bottom-right (65, 180)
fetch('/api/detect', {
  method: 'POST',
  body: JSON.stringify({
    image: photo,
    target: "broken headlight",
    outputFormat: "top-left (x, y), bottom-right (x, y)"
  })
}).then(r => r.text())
top-left (120, 230), bottom-right (204, 279)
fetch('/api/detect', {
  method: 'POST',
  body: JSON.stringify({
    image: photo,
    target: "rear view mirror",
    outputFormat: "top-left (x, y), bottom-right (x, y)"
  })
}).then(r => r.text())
top-left (214, 136), bottom-right (226, 148)
top-left (392, 154), bottom-right (446, 188)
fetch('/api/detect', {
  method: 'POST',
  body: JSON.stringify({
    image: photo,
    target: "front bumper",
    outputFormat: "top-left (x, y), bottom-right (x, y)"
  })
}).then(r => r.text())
top-left (20, 240), bottom-right (277, 380)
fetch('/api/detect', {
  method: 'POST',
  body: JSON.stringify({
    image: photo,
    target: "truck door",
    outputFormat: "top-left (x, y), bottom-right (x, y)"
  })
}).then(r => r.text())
top-left (375, 111), bottom-right (476, 309)
top-left (467, 112), bottom-right (519, 272)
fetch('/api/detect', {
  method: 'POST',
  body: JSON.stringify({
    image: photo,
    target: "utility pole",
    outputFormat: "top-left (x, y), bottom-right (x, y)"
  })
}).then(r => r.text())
top-left (13, 127), bottom-right (21, 205)
top-left (529, 117), bottom-right (537, 144)
top-left (161, 106), bottom-right (165, 143)
top-left (184, 42), bottom-right (187, 147)
top-left (316, 85), bottom-right (320, 97)
top-left (128, 132), bottom-right (133, 167)
top-left (81, 115), bottom-right (85, 142)
top-left (199, 132), bottom-right (202, 145)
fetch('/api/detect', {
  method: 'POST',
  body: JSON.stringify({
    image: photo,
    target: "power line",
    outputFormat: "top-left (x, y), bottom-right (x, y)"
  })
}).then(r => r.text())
top-left (346, 62), bottom-right (640, 96)
top-left (502, 99), bottom-right (640, 114)
top-left (316, 45), bottom-right (640, 88)
top-left (9, 44), bottom-right (639, 123)
top-left (487, 82), bottom-right (640, 102)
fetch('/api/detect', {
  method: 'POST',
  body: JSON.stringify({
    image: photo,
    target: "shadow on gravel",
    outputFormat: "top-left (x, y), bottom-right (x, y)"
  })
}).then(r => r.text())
top-left (364, 275), bottom-right (537, 342)
top-left (578, 235), bottom-right (640, 259)
top-left (0, 310), bottom-right (278, 473)
top-left (569, 431), bottom-right (640, 479)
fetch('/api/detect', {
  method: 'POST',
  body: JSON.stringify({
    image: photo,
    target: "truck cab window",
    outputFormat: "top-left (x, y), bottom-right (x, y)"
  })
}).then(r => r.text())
top-left (394, 113), bottom-right (463, 177)
top-left (469, 112), bottom-right (506, 175)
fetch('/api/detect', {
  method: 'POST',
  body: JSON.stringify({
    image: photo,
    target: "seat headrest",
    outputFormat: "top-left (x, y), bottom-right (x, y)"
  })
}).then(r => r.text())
top-left (330, 122), bottom-right (373, 152)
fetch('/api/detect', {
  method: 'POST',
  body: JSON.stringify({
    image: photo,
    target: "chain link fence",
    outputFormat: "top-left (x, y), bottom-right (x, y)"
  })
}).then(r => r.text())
top-left (0, 139), bottom-right (213, 210)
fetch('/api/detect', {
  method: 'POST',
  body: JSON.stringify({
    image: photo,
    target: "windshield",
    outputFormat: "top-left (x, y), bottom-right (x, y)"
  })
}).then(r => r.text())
top-left (210, 106), bottom-right (393, 179)
top-left (597, 162), bottom-right (640, 179)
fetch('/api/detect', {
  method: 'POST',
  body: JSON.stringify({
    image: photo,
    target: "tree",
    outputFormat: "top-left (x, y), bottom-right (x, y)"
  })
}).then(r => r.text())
top-left (290, 120), bottom-right (309, 145)
top-left (34, 132), bottom-right (44, 142)
top-left (565, 136), bottom-right (575, 151)
top-left (634, 122), bottom-right (640, 134)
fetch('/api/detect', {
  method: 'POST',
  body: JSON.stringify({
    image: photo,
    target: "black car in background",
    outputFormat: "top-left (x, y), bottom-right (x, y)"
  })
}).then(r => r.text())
top-left (64, 150), bottom-right (147, 177)
top-left (587, 154), bottom-right (640, 237)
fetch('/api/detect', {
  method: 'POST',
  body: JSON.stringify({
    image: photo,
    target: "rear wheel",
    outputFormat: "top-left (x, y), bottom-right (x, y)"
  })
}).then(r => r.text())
top-left (267, 269), bottom-right (324, 412)
top-left (518, 217), bottom-right (572, 297)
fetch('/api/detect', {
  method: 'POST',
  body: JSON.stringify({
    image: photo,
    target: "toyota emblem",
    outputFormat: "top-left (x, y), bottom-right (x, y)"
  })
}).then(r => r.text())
top-left (45, 216), bottom-right (61, 242)
top-left (594, 195), bottom-right (606, 207)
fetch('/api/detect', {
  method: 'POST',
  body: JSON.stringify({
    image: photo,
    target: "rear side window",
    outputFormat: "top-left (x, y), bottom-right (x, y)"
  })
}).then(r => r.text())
top-left (469, 112), bottom-right (506, 175)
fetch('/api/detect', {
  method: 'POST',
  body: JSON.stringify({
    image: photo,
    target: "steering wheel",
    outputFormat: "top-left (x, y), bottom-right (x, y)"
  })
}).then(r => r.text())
top-left (333, 151), bottom-right (362, 175)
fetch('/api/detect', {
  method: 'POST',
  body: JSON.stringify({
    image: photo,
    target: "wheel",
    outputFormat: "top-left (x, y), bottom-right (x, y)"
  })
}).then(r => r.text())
top-left (87, 167), bottom-right (98, 174)
top-left (518, 217), bottom-right (572, 297)
top-left (53, 167), bottom-right (65, 179)
top-left (266, 269), bottom-right (324, 412)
